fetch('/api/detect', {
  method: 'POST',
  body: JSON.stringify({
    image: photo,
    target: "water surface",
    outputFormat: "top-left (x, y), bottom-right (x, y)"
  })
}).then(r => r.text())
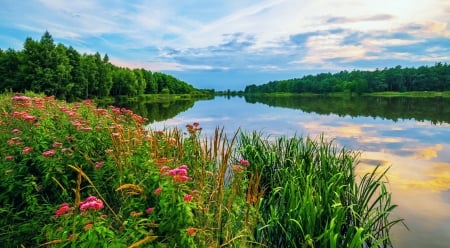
top-left (140, 95), bottom-right (450, 248)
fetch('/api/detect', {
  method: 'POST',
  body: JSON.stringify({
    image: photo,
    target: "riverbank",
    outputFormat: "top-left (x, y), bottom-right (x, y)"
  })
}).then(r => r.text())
top-left (241, 90), bottom-right (450, 98)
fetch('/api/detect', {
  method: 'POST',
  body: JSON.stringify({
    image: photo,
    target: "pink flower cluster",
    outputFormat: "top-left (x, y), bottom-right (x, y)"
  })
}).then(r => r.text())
top-left (167, 165), bottom-right (192, 183)
top-left (11, 111), bottom-right (36, 123)
top-left (79, 196), bottom-right (104, 211)
top-left (239, 159), bottom-right (250, 167)
top-left (54, 203), bottom-right (73, 217)
top-left (42, 149), bottom-right (56, 157)
top-left (186, 122), bottom-right (202, 134)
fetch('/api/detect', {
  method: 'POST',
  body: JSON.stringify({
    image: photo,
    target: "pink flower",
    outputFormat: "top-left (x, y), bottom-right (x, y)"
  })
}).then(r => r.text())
top-left (94, 161), bottom-right (104, 168)
top-left (84, 223), bottom-right (92, 231)
top-left (168, 168), bottom-right (188, 176)
top-left (154, 187), bottom-right (162, 195)
top-left (52, 141), bottom-right (63, 148)
top-left (79, 196), bottom-right (104, 211)
top-left (42, 149), bottom-right (56, 157)
top-left (5, 155), bottom-right (14, 161)
top-left (22, 146), bottom-right (33, 154)
top-left (159, 166), bottom-right (170, 175)
top-left (145, 207), bottom-right (155, 214)
top-left (173, 175), bottom-right (191, 183)
top-left (11, 128), bottom-right (22, 134)
top-left (239, 159), bottom-right (250, 167)
top-left (54, 203), bottom-right (72, 217)
top-left (183, 194), bottom-right (193, 202)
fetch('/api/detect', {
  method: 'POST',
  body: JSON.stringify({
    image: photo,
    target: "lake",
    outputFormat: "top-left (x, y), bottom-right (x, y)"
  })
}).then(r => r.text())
top-left (123, 95), bottom-right (450, 248)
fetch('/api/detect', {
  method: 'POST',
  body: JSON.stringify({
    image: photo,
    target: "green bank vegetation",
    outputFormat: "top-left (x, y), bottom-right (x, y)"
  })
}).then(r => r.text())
top-left (245, 63), bottom-right (450, 95)
top-left (0, 32), bottom-right (212, 102)
top-left (0, 92), bottom-right (405, 247)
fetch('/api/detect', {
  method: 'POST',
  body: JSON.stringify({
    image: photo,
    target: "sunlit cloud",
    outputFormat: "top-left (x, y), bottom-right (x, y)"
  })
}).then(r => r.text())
top-left (412, 144), bottom-right (443, 160)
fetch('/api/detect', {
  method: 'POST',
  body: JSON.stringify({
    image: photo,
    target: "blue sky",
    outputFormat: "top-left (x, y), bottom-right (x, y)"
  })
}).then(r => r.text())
top-left (1, 0), bottom-right (449, 90)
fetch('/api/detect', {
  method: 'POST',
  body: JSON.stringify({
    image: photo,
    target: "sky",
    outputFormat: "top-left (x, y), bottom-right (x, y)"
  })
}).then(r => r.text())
top-left (1, 0), bottom-right (450, 90)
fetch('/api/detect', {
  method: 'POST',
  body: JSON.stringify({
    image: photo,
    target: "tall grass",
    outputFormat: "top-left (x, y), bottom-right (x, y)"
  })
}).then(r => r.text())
top-left (237, 132), bottom-right (404, 247)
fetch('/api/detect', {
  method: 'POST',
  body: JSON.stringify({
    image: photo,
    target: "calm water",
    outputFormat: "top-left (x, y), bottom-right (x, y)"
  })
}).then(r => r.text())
top-left (135, 95), bottom-right (450, 248)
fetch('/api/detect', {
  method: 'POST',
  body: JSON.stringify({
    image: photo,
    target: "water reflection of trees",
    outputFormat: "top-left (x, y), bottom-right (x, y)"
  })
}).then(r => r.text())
top-left (245, 95), bottom-right (450, 124)
top-left (112, 100), bottom-right (196, 123)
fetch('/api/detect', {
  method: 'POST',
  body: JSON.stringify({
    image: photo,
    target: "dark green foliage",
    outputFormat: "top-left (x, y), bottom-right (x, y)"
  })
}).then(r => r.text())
top-left (0, 32), bottom-right (204, 101)
top-left (245, 63), bottom-right (450, 94)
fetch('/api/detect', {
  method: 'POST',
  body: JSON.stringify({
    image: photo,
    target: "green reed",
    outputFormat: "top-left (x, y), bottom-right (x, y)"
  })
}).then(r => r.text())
top-left (237, 132), bottom-right (404, 247)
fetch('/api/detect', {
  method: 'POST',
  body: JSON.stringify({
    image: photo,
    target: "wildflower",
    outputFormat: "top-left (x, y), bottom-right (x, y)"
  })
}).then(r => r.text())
top-left (173, 175), bottom-right (192, 182)
top-left (42, 149), bottom-right (56, 157)
top-left (240, 159), bottom-right (250, 167)
top-left (5, 155), bottom-right (14, 161)
top-left (52, 141), bottom-right (63, 148)
top-left (54, 203), bottom-right (72, 217)
top-left (79, 196), bottom-right (104, 211)
top-left (168, 168), bottom-right (188, 176)
top-left (183, 194), bottom-right (193, 202)
top-left (154, 186), bottom-right (162, 195)
top-left (100, 214), bottom-right (108, 219)
top-left (22, 146), bottom-right (33, 154)
top-left (160, 166), bottom-right (170, 175)
top-left (12, 95), bottom-right (31, 101)
top-left (23, 114), bottom-right (36, 122)
top-left (145, 207), bottom-right (155, 214)
top-left (187, 227), bottom-right (197, 236)
top-left (82, 99), bottom-right (93, 105)
top-left (84, 223), bottom-right (93, 231)
top-left (80, 126), bottom-right (93, 131)
top-left (94, 161), bottom-right (104, 168)
top-left (7, 137), bottom-right (22, 146)
top-left (11, 128), bottom-right (22, 134)
top-left (232, 165), bottom-right (244, 172)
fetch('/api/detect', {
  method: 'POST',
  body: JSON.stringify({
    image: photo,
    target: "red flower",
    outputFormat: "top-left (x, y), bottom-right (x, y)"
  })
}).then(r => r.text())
top-left (184, 194), bottom-right (193, 202)
top-left (145, 207), bottom-right (155, 214)
top-left (154, 187), bottom-right (162, 195)
top-left (54, 203), bottom-right (72, 217)
top-left (187, 227), bottom-right (197, 236)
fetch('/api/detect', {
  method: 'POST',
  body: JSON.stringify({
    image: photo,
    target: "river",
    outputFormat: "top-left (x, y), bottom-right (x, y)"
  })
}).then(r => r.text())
top-left (121, 95), bottom-right (450, 247)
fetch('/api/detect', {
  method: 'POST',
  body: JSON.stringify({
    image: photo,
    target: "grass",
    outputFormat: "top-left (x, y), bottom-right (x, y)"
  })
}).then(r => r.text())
top-left (0, 92), bottom-right (405, 247)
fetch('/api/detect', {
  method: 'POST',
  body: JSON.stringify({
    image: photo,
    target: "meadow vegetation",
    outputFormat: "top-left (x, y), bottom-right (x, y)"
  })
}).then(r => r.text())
top-left (0, 92), bottom-right (404, 247)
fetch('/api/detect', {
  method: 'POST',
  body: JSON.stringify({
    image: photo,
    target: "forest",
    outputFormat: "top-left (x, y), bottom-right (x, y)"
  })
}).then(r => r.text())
top-left (0, 31), bottom-right (206, 101)
top-left (245, 63), bottom-right (450, 94)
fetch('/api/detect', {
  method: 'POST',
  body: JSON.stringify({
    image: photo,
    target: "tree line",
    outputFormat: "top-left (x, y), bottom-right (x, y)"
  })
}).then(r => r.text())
top-left (0, 31), bottom-right (205, 101)
top-left (245, 63), bottom-right (450, 94)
